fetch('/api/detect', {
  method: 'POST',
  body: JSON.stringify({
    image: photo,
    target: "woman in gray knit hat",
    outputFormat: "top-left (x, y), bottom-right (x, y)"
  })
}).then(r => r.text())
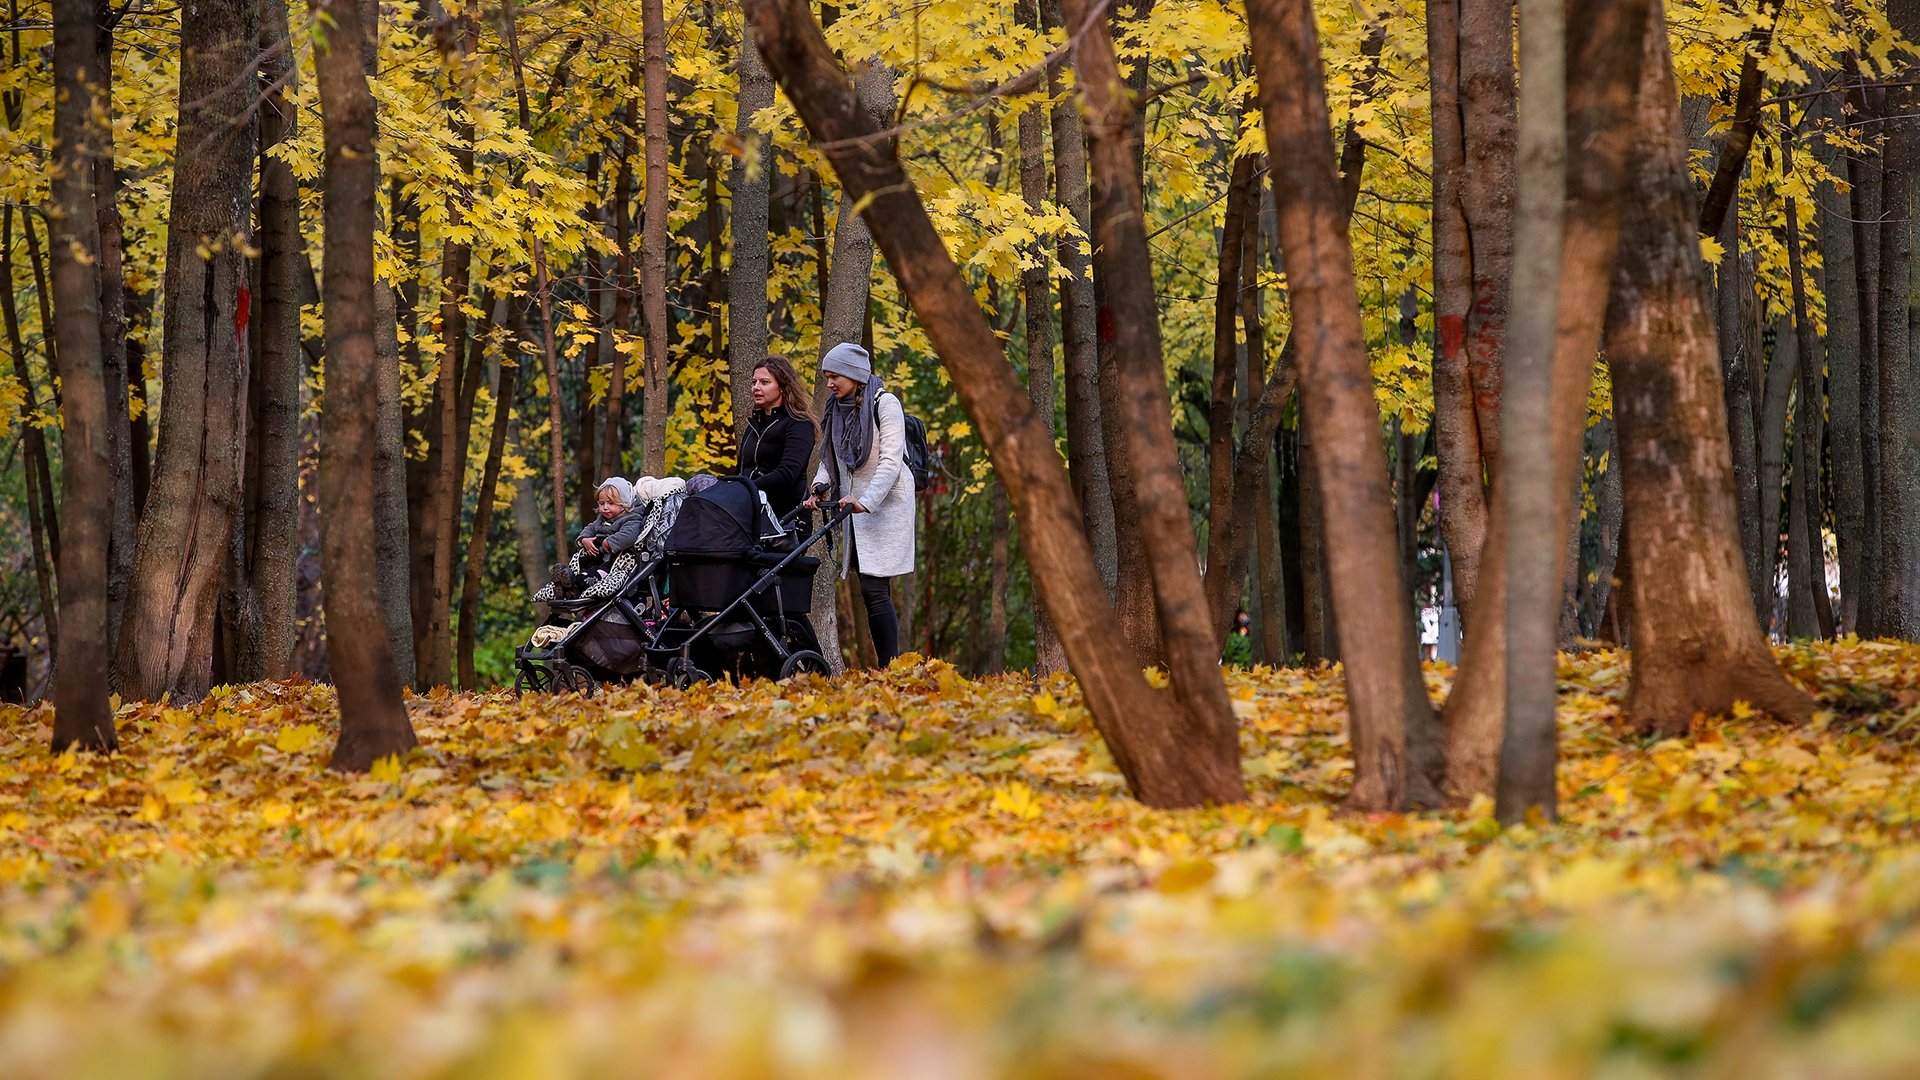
top-left (803, 342), bottom-right (915, 667)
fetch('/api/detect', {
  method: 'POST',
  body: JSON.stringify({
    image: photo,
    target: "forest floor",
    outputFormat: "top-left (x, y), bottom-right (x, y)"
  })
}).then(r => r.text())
top-left (2, 643), bottom-right (1919, 1078)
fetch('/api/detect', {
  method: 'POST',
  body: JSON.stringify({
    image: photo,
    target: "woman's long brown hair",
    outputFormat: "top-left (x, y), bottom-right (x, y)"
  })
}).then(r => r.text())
top-left (755, 354), bottom-right (817, 431)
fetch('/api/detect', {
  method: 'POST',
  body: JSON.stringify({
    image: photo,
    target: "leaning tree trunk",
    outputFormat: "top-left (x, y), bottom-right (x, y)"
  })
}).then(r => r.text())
top-left (312, 0), bottom-right (418, 771)
top-left (117, 0), bottom-right (256, 703)
top-left (48, 0), bottom-right (116, 751)
top-left (1247, 0), bottom-right (1438, 810)
top-left (728, 28), bottom-right (775, 438)
top-left (1605, 15), bottom-right (1814, 731)
top-left (1066, 0), bottom-right (1244, 774)
top-left (1442, 0), bottom-right (1648, 806)
top-left (744, 0), bottom-right (1245, 807)
top-left (640, 0), bottom-right (670, 475)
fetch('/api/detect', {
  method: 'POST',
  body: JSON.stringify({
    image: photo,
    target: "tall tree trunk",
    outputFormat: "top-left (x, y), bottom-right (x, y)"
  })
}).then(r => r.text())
top-left (117, 0), bottom-right (256, 703)
top-left (1043, 0), bottom-right (1116, 594)
top-left (1428, 0), bottom-right (1488, 623)
top-left (1782, 122), bottom-right (1834, 639)
top-left (746, 0), bottom-right (1245, 807)
top-left (418, 10), bottom-right (479, 690)
top-left (1848, 79), bottom-right (1884, 635)
top-left (312, 0), bottom-right (418, 771)
top-left (1247, 0), bottom-right (1437, 810)
top-left (48, 0), bottom-right (115, 750)
top-left (1066, 0), bottom-right (1243, 778)
top-left (728, 30), bottom-right (775, 438)
top-left (1443, 0), bottom-right (1648, 806)
top-left (1820, 89), bottom-right (1865, 635)
top-left (362, 0), bottom-right (414, 688)
top-left (640, 0), bottom-right (670, 475)
top-left (459, 322), bottom-right (517, 689)
top-left (1877, 0), bottom-right (1920, 639)
top-left (511, 471), bottom-right (550, 599)
top-left (604, 61), bottom-right (639, 475)
top-left (1580, 418), bottom-right (1624, 633)
top-left (981, 481), bottom-right (1011, 675)
top-left (1495, 0), bottom-right (1566, 825)
top-left (1203, 154), bottom-right (1257, 637)
top-left (1459, 0), bottom-right (1516, 487)
top-left (1754, 323), bottom-right (1794, 634)
top-left (2, 208), bottom-right (58, 655)
top-left (89, 3), bottom-right (136, 668)
top-left (238, 0), bottom-right (304, 680)
top-left (1015, 19), bottom-right (1064, 674)
top-left (1718, 211), bottom-right (1767, 617)
top-left (1605, 15), bottom-right (1813, 731)
top-left (501, 0), bottom-right (570, 560)
top-left (808, 60), bottom-right (894, 673)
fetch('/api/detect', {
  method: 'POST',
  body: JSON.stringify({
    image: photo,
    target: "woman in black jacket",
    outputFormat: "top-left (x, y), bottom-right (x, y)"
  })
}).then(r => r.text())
top-left (737, 354), bottom-right (817, 518)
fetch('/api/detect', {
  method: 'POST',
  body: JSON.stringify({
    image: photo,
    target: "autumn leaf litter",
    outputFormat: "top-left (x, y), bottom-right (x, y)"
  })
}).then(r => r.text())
top-left (3, 644), bottom-right (1920, 1076)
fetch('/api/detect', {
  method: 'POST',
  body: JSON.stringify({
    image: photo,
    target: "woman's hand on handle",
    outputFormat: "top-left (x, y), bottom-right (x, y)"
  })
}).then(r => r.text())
top-left (838, 497), bottom-right (868, 514)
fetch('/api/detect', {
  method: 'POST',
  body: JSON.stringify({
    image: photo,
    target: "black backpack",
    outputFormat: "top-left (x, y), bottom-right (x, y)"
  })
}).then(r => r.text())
top-left (877, 392), bottom-right (934, 493)
top-left (901, 412), bottom-right (935, 493)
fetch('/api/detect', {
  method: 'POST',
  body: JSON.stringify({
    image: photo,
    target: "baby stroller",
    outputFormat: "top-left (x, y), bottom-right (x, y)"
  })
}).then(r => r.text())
top-left (647, 477), bottom-right (849, 688)
top-left (513, 490), bottom-right (685, 695)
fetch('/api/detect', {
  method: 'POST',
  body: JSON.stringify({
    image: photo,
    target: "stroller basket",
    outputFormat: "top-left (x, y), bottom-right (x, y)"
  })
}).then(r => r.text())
top-left (671, 553), bottom-right (819, 615)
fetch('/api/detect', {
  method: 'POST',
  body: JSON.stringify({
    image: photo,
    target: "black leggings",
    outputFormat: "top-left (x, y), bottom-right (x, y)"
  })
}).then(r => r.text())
top-left (847, 532), bottom-right (899, 668)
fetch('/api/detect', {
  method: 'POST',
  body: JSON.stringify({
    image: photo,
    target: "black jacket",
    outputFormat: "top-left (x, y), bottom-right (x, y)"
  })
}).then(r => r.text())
top-left (738, 405), bottom-right (816, 517)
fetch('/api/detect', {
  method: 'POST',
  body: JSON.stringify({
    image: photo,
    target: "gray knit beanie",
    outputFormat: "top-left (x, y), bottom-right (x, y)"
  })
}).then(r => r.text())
top-left (820, 342), bottom-right (872, 382)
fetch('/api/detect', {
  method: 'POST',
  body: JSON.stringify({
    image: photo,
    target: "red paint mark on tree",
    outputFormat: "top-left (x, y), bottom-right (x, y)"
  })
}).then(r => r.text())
top-left (1437, 314), bottom-right (1467, 357)
top-left (234, 285), bottom-right (252, 342)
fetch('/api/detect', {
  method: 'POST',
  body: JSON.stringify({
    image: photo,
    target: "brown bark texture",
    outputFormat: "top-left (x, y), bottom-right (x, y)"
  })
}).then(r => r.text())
top-left (1494, 0), bottom-right (1568, 825)
top-left (312, 0), bottom-right (418, 771)
top-left (234, 0), bottom-right (304, 681)
top-left (1015, 26), bottom-right (1065, 675)
top-left (117, 0), bottom-right (256, 703)
top-left (729, 29), bottom-right (775, 438)
top-left (48, 0), bottom-right (116, 751)
top-left (640, 0), bottom-right (670, 475)
top-left (1065, 0), bottom-right (1244, 783)
top-left (1428, 0), bottom-right (1488, 624)
top-left (1458, 0), bottom-right (1515, 482)
top-left (744, 0), bottom-right (1245, 807)
top-left (1247, 0), bottom-right (1436, 810)
top-left (1605, 21), bottom-right (1814, 732)
top-left (1043, 0), bottom-right (1116, 593)
top-left (1442, 0), bottom-right (1649, 806)
top-left (1202, 154), bottom-right (1257, 641)
top-left (1877, 0), bottom-right (1920, 639)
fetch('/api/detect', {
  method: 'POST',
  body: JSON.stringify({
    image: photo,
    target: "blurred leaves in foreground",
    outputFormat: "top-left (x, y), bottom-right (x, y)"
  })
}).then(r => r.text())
top-left (3, 642), bottom-right (1920, 1077)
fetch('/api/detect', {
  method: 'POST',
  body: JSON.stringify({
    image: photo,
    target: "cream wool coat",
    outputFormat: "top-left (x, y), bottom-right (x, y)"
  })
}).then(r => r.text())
top-left (814, 391), bottom-right (916, 578)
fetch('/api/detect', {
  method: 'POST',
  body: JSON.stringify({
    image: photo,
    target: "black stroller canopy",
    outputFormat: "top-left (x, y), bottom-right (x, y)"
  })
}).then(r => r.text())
top-left (666, 476), bottom-right (762, 559)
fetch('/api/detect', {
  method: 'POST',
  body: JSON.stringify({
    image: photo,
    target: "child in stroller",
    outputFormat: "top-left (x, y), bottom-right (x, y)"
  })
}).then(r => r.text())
top-left (548, 478), bottom-right (644, 599)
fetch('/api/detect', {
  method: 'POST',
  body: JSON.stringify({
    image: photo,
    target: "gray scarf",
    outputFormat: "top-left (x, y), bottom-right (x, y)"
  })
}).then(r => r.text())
top-left (822, 374), bottom-right (885, 495)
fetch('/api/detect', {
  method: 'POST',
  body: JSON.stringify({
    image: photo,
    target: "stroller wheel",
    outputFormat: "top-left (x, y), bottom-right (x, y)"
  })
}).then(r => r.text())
top-left (666, 658), bottom-right (709, 690)
top-left (778, 651), bottom-right (831, 680)
top-left (514, 662), bottom-right (552, 695)
top-left (553, 661), bottom-right (598, 697)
